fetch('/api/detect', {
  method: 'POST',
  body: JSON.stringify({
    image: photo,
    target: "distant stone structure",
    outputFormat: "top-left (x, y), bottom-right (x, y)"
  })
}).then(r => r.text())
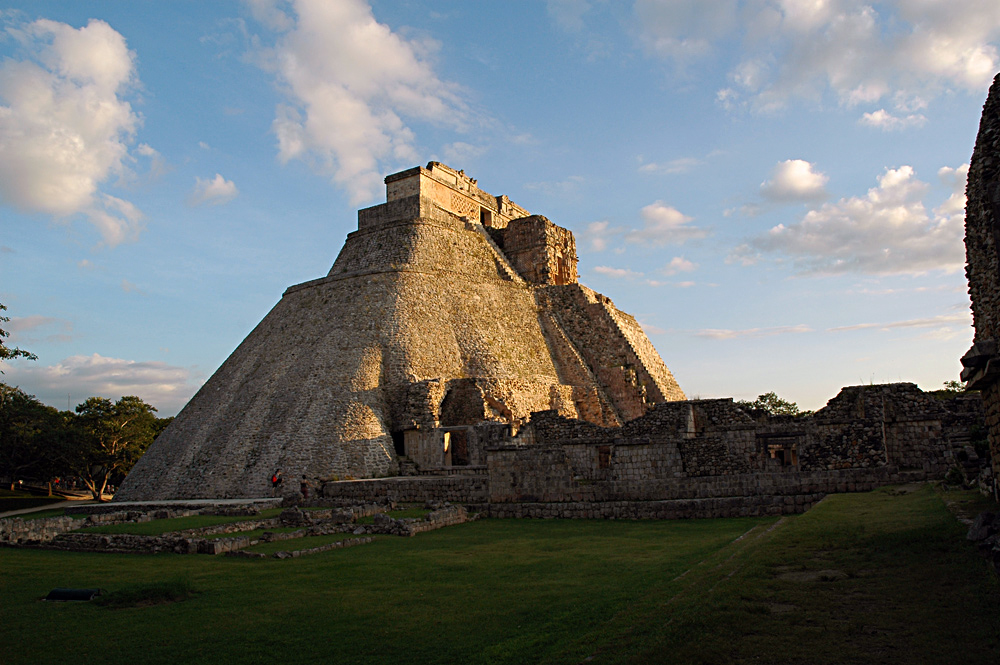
top-left (117, 163), bottom-right (685, 500)
top-left (962, 72), bottom-right (1000, 500)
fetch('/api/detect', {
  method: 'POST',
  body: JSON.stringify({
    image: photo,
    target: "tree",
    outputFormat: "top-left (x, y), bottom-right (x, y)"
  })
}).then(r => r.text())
top-left (69, 395), bottom-right (160, 501)
top-left (0, 383), bottom-right (64, 489)
top-left (0, 303), bottom-right (37, 371)
top-left (928, 380), bottom-right (977, 398)
top-left (736, 391), bottom-right (804, 416)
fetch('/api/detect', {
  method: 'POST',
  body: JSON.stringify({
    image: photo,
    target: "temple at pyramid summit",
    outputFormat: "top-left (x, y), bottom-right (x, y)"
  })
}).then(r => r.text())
top-left (117, 162), bottom-right (686, 500)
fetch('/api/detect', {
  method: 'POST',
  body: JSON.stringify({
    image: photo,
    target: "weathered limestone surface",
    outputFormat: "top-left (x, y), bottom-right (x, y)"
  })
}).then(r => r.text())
top-left (963, 73), bottom-right (1000, 499)
top-left (117, 163), bottom-right (684, 500)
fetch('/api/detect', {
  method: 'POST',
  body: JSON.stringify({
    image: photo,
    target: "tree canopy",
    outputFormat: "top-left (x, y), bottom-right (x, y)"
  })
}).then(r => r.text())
top-left (0, 383), bottom-right (171, 500)
top-left (736, 392), bottom-right (805, 416)
top-left (69, 396), bottom-right (165, 500)
top-left (0, 303), bottom-right (37, 371)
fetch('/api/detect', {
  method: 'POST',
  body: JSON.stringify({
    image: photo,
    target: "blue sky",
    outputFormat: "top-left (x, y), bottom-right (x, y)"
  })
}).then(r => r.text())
top-left (1, 0), bottom-right (998, 415)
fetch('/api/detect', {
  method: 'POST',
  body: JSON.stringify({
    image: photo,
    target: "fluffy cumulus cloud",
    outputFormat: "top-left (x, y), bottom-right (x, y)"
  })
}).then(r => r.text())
top-left (249, 0), bottom-right (470, 204)
top-left (859, 109), bottom-right (928, 131)
top-left (760, 159), bottom-right (829, 202)
top-left (0, 18), bottom-right (145, 246)
top-left (581, 220), bottom-right (621, 251)
top-left (626, 201), bottom-right (707, 245)
top-left (661, 256), bottom-right (697, 275)
top-left (189, 173), bottom-right (239, 206)
top-left (731, 164), bottom-right (968, 275)
top-left (637, 0), bottom-right (1000, 113)
top-left (4, 353), bottom-right (200, 415)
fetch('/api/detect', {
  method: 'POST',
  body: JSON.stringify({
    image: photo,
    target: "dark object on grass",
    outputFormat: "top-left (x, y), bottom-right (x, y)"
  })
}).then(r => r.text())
top-left (45, 588), bottom-right (102, 601)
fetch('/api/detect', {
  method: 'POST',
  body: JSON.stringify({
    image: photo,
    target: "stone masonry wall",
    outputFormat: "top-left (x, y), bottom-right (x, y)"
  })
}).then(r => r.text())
top-left (485, 384), bottom-right (982, 508)
top-left (963, 73), bottom-right (1000, 499)
top-left (539, 284), bottom-right (686, 422)
top-left (500, 215), bottom-right (579, 286)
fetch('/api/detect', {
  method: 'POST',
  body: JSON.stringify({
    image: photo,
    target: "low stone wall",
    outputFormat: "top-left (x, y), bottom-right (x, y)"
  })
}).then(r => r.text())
top-left (0, 508), bottom-right (203, 545)
top-left (0, 515), bottom-right (78, 545)
top-left (486, 494), bottom-right (826, 520)
top-left (44, 532), bottom-right (250, 555)
top-left (228, 536), bottom-right (374, 559)
top-left (407, 505), bottom-right (469, 534)
top-left (321, 476), bottom-right (488, 504)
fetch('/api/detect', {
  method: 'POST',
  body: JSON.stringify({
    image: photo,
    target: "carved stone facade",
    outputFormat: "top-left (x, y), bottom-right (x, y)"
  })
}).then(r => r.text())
top-left (962, 73), bottom-right (1000, 500)
top-left (116, 164), bottom-right (685, 501)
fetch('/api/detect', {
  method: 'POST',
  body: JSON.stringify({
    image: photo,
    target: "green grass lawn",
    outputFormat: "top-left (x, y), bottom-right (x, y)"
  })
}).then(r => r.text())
top-left (0, 485), bottom-right (996, 665)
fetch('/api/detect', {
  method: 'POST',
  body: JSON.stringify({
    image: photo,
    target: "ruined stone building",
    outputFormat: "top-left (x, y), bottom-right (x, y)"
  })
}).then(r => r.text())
top-left (962, 72), bottom-right (1000, 500)
top-left (117, 161), bottom-right (987, 515)
top-left (117, 163), bottom-right (685, 500)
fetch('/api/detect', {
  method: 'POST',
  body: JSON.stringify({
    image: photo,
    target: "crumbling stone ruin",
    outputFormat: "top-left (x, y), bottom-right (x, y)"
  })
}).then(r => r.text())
top-left (117, 163), bottom-right (684, 501)
top-left (0, 501), bottom-right (468, 558)
top-left (962, 72), bottom-right (1000, 501)
top-left (319, 382), bottom-right (984, 519)
top-left (116, 161), bottom-right (989, 517)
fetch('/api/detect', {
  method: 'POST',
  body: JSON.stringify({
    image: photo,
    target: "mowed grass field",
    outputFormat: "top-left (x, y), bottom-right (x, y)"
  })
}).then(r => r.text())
top-left (1, 485), bottom-right (997, 665)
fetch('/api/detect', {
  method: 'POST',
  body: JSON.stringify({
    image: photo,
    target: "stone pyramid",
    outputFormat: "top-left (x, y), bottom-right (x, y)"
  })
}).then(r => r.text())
top-left (117, 163), bottom-right (685, 500)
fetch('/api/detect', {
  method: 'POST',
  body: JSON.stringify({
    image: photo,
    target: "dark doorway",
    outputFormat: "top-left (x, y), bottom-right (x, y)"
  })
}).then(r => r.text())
top-left (450, 430), bottom-right (469, 466)
top-left (391, 430), bottom-right (405, 456)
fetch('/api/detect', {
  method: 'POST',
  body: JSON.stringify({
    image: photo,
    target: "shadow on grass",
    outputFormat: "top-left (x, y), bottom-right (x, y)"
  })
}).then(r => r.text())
top-left (92, 578), bottom-right (195, 609)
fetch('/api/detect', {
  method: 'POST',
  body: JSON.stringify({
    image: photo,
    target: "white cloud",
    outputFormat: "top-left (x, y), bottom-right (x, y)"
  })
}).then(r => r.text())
top-left (189, 173), bottom-right (239, 206)
top-left (859, 109), bottom-right (928, 131)
top-left (661, 256), bottom-right (697, 275)
top-left (695, 324), bottom-right (813, 339)
top-left (582, 220), bottom-right (623, 251)
top-left (440, 141), bottom-right (487, 165)
top-left (0, 18), bottom-right (146, 247)
top-left (250, 0), bottom-right (470, 204)
top-left (626, 201), bottom-right (707, 245)
top-left (135, 143), bottom-right (169, 180)
top-left (730, 165), bottom-right (967, 275)
top-left (637, 0), bottom-right (1000, 113)
top-left (547, 0), bottom-right (593, 33)
top-left (828, 312), bottom-right (971, 332)
top-left (121, 279), bottom-right (147, 296)
top-left (639, 321), bottom-right (667, 334)
top-left (594, 265), bottom-right (642, 279)
top-left (523, 175), bottom-right (585, 196)
top-left (635, 0), bottom-right (738, 63)
top-left (5, 316), bottom-right (74, 343)
top-left (3, 353), bottom-right (201, 415)
top-left (760, 159), bottom-right (829, 203)
top-left (638, 156), bottom-right (702, 174)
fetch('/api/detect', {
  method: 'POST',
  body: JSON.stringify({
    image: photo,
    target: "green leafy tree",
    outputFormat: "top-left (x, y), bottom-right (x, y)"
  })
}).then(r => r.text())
top-left (736, 391), bottom-right (804, 416)
top-left (69, 395), bottom-right (160, 500)
top-left (0, 383), bottom-right (65, 489)
top-left (0, 303), bottom-right (37, 371)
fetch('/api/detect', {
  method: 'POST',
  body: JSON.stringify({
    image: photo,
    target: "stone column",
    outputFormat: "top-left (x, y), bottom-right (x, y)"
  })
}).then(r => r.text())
top-left (962, 72), bottom-right (1000, 500)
